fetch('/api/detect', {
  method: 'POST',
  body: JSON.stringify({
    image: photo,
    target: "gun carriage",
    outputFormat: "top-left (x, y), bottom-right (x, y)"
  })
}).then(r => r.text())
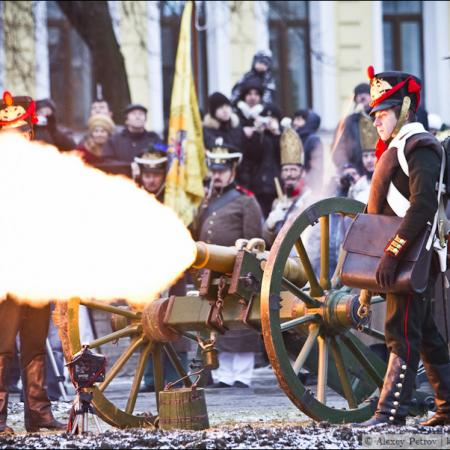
top-left (56, 198), bottom-right (432, 428)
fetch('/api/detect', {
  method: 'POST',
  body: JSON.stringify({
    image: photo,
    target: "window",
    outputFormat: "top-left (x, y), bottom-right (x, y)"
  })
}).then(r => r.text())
top-left (47, 1), bottom-right (92, 130)
top-left (383, 1), bottom-right (424, 82)
top-left (160, 1), bottom-right (208, 121)
top-left (269, 1), bottom-right (312, 114)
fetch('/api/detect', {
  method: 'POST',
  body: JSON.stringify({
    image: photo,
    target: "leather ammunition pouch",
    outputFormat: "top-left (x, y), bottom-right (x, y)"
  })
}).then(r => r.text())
top-left (341, 213), bottom-right (432, 294)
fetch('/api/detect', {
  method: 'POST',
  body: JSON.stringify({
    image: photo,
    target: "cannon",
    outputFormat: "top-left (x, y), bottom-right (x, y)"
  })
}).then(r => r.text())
top-left (56, 198), bottom-right (432, 428)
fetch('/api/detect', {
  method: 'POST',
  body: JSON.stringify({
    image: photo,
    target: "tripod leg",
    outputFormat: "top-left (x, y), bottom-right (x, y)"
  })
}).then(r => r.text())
top-left (70, 414), bottom-right (79, 435)
top-left (93, 414), bottom-right (102, 433)
top-left (46, 338), bottom-right (68, 401)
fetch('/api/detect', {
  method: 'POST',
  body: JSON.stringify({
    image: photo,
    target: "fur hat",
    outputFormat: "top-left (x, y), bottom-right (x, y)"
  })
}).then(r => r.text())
top-left (208, 92), bottom-right (231, 118)
top-left (353, 83), bottom-right (370, 101)
top-left (240, 77), bottom-right (264, 100)
top-left (87, 114), bottom-right (115, 135)
top-left (252, 50), bottom-right (273, 69)
top-left (261, 103), bottom-right (282, 122)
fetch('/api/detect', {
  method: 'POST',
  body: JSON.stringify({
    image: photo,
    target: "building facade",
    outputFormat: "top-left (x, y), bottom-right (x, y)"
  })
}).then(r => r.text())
top-left (0, 1), bottom-right (449, 133)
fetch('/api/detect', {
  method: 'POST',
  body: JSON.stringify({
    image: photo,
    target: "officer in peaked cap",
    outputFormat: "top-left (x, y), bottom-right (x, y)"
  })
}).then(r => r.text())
top-left (133, 142), bottom-right (192, 393)
top-left (193, 137), bottom-right (264, 389)
top-left (354, 66), bottom-right (450, 427)
top-left (132, 144), bottom-right (168, 201)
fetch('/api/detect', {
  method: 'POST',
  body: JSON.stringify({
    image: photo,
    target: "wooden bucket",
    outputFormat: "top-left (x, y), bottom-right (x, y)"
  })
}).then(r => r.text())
top-left (159, 387), bottom-right (209, 430)
top-left (158, 372), bottom-right (209, 430)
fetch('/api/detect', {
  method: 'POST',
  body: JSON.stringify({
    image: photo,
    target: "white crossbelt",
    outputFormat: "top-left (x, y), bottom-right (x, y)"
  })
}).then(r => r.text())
top-left (385, 122), bottom-right (447, 271)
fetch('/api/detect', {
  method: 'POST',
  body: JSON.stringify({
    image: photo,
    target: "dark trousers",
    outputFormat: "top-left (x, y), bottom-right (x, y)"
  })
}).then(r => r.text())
top-left (385, 291), bottom-right (449, 371)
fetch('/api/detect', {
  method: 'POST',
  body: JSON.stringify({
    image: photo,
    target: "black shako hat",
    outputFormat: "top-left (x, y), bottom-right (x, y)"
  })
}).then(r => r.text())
top-left (367, 65), bottom-right (421, 115)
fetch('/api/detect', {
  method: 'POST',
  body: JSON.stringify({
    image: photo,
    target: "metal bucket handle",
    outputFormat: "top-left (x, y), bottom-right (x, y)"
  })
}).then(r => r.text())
top-left (163, 368), bottom-right (204, 395)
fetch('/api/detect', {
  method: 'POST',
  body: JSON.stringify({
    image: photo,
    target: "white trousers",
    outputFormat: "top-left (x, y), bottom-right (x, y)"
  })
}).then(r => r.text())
top-left (212, 352), bottom-right (255, 386)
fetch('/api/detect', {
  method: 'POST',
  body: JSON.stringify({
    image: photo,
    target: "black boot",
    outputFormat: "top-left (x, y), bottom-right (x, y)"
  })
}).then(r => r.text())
top-left (0, 356), bottom-right (14, 434)
top-left (420, 362), bottom-right (450, 426)
top-left (22, 355), bottom-right (65, 433)
top-left (355, 353), bottom-right (416, 427)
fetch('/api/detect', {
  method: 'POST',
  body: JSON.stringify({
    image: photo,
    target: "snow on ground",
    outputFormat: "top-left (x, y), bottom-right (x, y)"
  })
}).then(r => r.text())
top-left (1, 401), bottom-right (449, 450)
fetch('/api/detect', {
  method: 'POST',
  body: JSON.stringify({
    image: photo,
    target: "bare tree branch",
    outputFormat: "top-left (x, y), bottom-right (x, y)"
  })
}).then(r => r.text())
top-left (56, 0), bottom-right (131, 121)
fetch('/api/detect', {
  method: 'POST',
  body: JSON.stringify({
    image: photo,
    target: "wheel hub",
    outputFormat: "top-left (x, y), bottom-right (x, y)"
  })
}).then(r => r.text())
top-left (141, 297), bottom-right (179, 342)
top-left (302, 289), bottom-right (370, 335)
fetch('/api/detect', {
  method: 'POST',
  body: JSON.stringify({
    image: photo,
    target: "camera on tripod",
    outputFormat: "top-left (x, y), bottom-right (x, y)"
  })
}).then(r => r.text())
top-left (67, 345), bottom-right (106, 389)
top-left (66, 345), bottom-right (106, 434)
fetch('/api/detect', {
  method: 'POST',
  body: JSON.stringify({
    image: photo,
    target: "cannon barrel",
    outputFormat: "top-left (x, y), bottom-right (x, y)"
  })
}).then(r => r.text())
top-left (192, 241), bottom-right (307, 288)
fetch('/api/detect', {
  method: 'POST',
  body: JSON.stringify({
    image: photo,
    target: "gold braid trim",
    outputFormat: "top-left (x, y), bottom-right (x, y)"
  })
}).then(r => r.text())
top-left (384, 234), bottom-right (408, 258)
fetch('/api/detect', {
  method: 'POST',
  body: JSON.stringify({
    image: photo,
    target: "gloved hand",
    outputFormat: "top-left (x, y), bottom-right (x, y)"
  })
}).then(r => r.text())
top-left (265, 200), bottom-right (290, 231)
top-left (375, 253), bottom-right (400, 289)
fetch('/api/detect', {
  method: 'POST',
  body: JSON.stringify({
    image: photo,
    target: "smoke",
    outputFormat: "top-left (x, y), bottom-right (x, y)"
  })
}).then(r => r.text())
top-left (0, 133), bottom-right (196, 303)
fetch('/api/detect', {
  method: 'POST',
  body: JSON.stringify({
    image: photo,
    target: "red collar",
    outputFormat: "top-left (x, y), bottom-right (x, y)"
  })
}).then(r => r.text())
top-left (375, 138), bottom-right (388, 161)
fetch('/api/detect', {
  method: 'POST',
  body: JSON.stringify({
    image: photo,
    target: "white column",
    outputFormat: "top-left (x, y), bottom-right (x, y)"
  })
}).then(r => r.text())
top-left (206, 1), bottom-right (231, 96)
top-left (371, 1), bottom-right (384, 70)
top-left (309, 1), bottom-right (337, 131)
top-left (0, 1), bottom-right (4, 93)
top-left (253, 1), bottom-right (269, 52)
top-left (146, 1), bottom-right (164, 135)
top-left (423, 1), bottom-right (450, 123)
top-left (33, 1), bottom-right (50, 99)
top-left (108, 0), bottom-right (121, 44)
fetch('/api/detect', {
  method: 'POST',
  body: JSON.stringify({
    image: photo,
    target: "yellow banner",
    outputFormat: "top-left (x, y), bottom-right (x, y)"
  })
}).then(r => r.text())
top-left (164, 1), bottom-right (207, 226)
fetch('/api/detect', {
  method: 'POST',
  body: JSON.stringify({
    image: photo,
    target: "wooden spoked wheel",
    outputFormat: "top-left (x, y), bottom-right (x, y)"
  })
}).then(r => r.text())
top-left (260, 198), bottom-right (389, 423)
top-left (55, 297), bottom-right (191, 429)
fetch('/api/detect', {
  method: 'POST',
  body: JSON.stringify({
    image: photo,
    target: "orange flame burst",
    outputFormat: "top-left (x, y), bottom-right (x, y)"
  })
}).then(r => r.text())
top-left (0, 133), bottom-right (197, 304)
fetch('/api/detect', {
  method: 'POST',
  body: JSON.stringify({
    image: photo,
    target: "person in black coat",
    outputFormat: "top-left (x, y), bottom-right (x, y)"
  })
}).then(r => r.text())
top-left (331, 83), bottom-right (372, 173)
top-left (102, 104), bottom-right (162, 163)
top-left (234, 77), bottom-right (265, 128)
top-left (231, 50), bottom-right (276, 105)
top-left (34, 99), bottom-right (76, 151)
top-left (292, 109), bottom-right (324, 191)
top-left (202, 92), bottom-right (243, 151)
top-left (240, 103), bottom-right (282, 217)
top-left (356, 67), bottom-right (450, 428)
